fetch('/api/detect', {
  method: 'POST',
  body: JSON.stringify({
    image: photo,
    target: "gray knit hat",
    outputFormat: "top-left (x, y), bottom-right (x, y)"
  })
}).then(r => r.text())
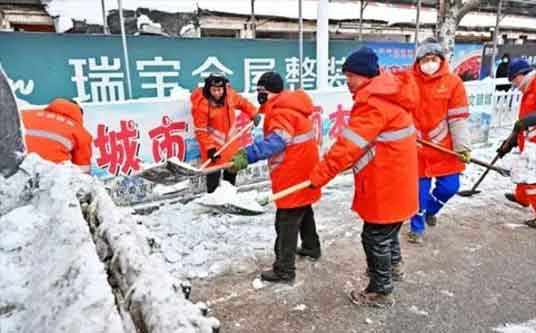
top-left (415, 38), bottom-right (445, 61)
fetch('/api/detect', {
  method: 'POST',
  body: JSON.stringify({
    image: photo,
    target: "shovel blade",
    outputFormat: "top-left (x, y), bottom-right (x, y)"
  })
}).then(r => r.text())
top-left (457, 190), bottom-right (481, 197)
top-left (198, 202), bottom-right (265, 216)
top-left (138, 158), bottom-right (201, 185)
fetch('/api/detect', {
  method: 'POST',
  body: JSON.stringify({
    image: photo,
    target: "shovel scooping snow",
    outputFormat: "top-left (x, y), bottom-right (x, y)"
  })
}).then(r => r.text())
top-left (195, 181), bottom-right (265, 215)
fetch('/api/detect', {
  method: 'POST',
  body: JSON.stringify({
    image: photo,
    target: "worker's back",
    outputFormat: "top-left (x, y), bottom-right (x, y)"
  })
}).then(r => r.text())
top-left (21, 99), bottom-right (93, 173)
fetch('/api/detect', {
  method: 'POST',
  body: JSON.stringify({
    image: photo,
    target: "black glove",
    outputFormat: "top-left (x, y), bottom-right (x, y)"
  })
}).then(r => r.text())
top-left (496, 134), bottom-right (518, 158)
top-left (207, 148), bottom-right (221, 161)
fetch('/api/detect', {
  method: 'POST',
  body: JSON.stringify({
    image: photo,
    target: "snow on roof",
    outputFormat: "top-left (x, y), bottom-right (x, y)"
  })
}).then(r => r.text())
top-left (45, 0), bottom-right (536, 33)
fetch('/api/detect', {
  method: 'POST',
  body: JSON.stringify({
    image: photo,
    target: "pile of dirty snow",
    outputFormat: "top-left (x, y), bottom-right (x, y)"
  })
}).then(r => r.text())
top-left (0, 154), bottom-right (126, 333)
top-left (0, 154), bottom-right (220, 333)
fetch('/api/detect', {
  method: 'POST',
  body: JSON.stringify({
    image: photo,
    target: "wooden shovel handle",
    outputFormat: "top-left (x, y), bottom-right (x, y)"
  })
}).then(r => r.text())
top-left (269, 181), bottom-right (312, 202)
top-left (417, 138), bottom-right (509, 176)
top-left (417, 139), bottom-right (460, 158)
top-left (200, 122), bottom-right (254, 169)
top-left (201, 162), bottom-right (234, 174)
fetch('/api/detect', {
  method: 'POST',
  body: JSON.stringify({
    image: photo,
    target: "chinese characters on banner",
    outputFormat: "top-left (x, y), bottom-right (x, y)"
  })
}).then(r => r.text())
top-left (69, 55), bottom-right (353, 102)
top-left (94, 120), bottom-right (141, 176)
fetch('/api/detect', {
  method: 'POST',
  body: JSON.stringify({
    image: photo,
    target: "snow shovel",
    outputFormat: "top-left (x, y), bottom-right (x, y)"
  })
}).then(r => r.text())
top-left (457, 153), bottom-right (502, 197)
top-left (200, 180), bottom-right (313, 216)
top-left (417, 139), bottom-right (510, 177)
top-left (137, 123), bottom-right (253, 185)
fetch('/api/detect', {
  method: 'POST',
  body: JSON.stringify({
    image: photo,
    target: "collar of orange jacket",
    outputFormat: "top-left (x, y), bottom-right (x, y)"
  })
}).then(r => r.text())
top-left (355, 71), bottom-right (419, 114)
top-left (45, 99), bottom-right (83, 124)
top-left (259, 90), bottom-right (314, 117)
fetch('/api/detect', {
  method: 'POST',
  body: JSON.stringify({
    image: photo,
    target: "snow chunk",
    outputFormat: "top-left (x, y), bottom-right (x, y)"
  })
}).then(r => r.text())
top-left (292, 304), bottom-right (307, 311)
top-left (408, 305), bottom-right (429, 316)
top-left (494, 319), bottom-right (536, 333)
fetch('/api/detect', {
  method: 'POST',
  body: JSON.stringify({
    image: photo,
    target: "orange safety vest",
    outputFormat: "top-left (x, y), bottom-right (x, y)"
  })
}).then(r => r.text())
top-left (21, 99), bottom-right (93, 172)
top-left (311, 72), bottom-right (419, 223)
top-left (411, 61), bottom-right (470, 178)
top-left (517, 72), bottom-right (536, 150)
top-left (260, 90), bottom-right (321, 209)
top-left (191, 87), bottom-right (257, 165)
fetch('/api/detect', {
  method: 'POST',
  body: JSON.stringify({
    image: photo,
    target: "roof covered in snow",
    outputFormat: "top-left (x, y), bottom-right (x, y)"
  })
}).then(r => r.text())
top-left (45, 0), bottom-right (536, 33)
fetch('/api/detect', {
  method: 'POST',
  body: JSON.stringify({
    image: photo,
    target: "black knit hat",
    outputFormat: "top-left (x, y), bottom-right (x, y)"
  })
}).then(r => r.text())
top-left (257, 71), bottom-right (284, 93)
top-left (342, 47), bottom-right (380, 78)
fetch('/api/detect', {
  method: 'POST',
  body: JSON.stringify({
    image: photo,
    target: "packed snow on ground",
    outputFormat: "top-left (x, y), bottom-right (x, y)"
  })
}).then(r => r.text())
top-left (136, 171), bottom-right (360, 279)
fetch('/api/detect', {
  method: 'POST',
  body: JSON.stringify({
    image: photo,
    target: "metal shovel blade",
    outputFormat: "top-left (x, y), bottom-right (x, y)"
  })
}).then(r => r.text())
top-left (137, 157), bottom-right (201, 185)
top-left (198, 202), bottom-right (265, 216)
top-left (457, 190), bottom-right (481, 197)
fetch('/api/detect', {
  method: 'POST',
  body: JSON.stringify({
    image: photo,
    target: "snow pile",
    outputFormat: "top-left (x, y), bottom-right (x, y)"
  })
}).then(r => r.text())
top-left (139, 198), bottom-right (274, 278)
top-left (0, 154), bottom-right (125, 333)
top-left (195, 181), bottom-right (265, 214)
top-left (88, 185), bottom-right (220, 332)
top-left (1, 154), bottom-right (220, 332)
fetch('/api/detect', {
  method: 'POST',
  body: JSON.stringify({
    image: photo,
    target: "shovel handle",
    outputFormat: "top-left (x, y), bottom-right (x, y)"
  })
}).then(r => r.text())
top-left (417, 139), bottom-right (509, 176)
top-left (201, 162), bottom-right (234, 174)
top-left (269, 180), bottom-right (312, 202)
top-left (201, 122), bottom-right (254, 169)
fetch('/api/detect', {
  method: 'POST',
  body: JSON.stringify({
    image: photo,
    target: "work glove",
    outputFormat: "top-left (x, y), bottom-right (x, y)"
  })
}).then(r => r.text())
top-left (458, 151), bottom-right (471, 163)
top-left (496, 135), bottom-right (518, 158)
top-left (514, 118), bottom-right (529, 133)
top-left (253, 114), bottom-right (262, 127)
top-left (207, 148), bottom-right (221, 161)
top-left (230, 149), bottom-right (249, 173)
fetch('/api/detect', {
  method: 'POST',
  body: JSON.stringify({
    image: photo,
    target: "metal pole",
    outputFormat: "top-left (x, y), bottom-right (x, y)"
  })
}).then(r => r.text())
top-left (316, 0), bottom-right (329, 91)
top-left (359, 1), bottom-right (363, 41)
top-left (101, 0), bottom-right (109, 34)
top-left (250, 0), bottom-right (256, 38)
top-left (414, 0), bottom-right (421, 53)
top-left (298, 0), bottom-right (303, 89)
top-left (118, 0), bottom-right (133, 99)
top-left (490, 0), bottom-right (503, 79)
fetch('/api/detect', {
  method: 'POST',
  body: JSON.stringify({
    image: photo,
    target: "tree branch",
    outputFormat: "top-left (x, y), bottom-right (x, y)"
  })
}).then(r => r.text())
top-left (456, 0), bottom-right (481, 24)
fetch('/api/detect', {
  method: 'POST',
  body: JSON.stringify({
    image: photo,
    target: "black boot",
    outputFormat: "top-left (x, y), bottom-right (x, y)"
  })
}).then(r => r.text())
top-left (269, 208), bottom-right (301, 283)
top-left (260, 269), bottom-right (295, 283)
top-left (505, 193), bottom-right (529, 207)
top-left (296, 247), bottom-right (321, 261)
top-left (297, 206), bottom-right (321, 261)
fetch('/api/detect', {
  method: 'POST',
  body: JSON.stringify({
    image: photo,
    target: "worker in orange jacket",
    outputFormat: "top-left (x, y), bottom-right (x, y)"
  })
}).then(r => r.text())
top-left (231, 72), bottom-right (321, 283)
top-left (309, 47), bottom-right (419, 307)
top-left (497, 58), bottom-right (536, 228)
top-left (408, 38), bottom-right (472, 244)
top-left (191, 73), bottom-right (259, 193)
top-left (21, 98), bottom-right (92, 173)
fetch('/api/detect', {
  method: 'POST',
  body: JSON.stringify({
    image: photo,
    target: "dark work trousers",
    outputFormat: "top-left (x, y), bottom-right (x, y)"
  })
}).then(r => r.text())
top-left (361, 221), bottom-right (403, 295)
top-left (206, 169), bottom-right (237, 193)
top-left (273, 205), bottom-right (320, 277)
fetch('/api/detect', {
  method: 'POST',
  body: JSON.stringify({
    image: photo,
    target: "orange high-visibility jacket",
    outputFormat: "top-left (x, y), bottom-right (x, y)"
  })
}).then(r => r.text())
top-left (261, 90), bottom-right (321, 209)
top-left (517, 72), bottom-right (536, 150)
top-left (310, 72), bottom-right (419, 223)
top-left (21, 99), bottom-right (93, 172)
top-left (191, 87), bottom-right (257, 165)
top-left (411, 61), bottom-right (470, 177)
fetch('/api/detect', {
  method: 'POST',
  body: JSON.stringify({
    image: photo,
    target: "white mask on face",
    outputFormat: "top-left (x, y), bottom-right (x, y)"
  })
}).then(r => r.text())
top-left (420, 61), bottom-right (440, 75)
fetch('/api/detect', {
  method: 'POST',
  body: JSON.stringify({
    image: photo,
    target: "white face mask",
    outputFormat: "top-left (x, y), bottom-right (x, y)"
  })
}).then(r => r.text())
top-left (420, 61), bottom-right (440, 75)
